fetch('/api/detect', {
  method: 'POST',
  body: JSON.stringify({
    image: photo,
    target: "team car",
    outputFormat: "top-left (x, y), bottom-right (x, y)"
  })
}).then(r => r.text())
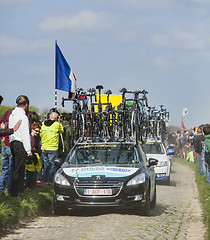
top-left (53, 141), bottom-right (158, 216)
top-left (141, 140), bottom-right (173, 184)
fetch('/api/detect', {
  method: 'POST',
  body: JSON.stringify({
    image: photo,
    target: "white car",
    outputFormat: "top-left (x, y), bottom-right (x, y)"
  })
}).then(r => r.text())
top-left (141, 140), bottom-right (173, 184)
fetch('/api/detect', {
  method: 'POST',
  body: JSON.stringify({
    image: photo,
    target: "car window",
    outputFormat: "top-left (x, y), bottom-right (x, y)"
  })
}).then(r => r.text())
top-left (139, 145), bottom-right (148, 165)
top-left (69, 144), bottom-right (141, 165)
top-left (142, 142), bottom-right (165, 154)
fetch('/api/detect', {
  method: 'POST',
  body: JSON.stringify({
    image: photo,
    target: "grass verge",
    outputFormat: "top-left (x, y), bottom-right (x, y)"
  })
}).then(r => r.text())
top-left (0, 184), bottom-right (53, 237)
top-left (175, 157), bottom-right (210, 240)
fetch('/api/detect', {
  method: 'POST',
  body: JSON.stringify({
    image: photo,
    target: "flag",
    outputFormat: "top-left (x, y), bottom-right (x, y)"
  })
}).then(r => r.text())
top-left (180, 118), bottom-right (186, 130)
top-left (55, 42), bottom-right (76, 96)
top-left (182, 107), bottom-right (188, 116)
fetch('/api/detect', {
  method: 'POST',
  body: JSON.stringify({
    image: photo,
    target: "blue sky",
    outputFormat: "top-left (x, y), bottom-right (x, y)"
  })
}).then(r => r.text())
top-left (1, 0), bottom-right (210, 128)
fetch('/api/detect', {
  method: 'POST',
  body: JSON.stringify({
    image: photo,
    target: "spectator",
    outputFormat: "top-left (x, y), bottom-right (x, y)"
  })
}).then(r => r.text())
top-left (182, 131), bottom-right (188, 159)
top-left (188, 130), bottom-right (195, 147)
top-left (40, 111), bottom-right (64, 184)
top-left (167, 132), bottom-right (176, 145)
top-left (0, 95), bottom-right (3, 105)
top-left (186, 146), bottom-right (194, 162)
top-left (176, 130), bottom-right (184, 158)
top-left (194, 129), bottom-right (206, 175)
top-left (203, 124), bottom-right (210, 184)
top-left (47, 108), bottom-right (60, 120)
top-left (29, 111), bottom-right (41, 126)
top-left (32, 122), bottom-right (43, 184)
top-left (9, 95), bottom-right (31, 197)
top-left (201, 139), bottom-right (207, 175)
top-left (58, 113), bottom-right (72, 164)
top-left (0, 97), bottom-right (21, 137)
top-left (0, 121), bottom-right (22, 137)
top-left (25, 123), bottom-right (42, 190)
top-left (0, 109), bottom-right (17, 195)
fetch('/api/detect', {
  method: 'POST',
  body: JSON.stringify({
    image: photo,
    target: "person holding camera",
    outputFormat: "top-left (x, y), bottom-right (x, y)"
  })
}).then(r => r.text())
top-left (40, 111), bottom-right (64, 184)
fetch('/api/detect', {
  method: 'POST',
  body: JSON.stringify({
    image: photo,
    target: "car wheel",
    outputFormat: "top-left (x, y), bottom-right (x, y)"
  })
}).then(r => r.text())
top-left (150, 185), bottom-right (156, 209)
top-left (141, 192), bottom-right (150, 216)
top-left (166, 175), bottom-right (170, 186)
top-left (53, 203), bottom-right (68, 216)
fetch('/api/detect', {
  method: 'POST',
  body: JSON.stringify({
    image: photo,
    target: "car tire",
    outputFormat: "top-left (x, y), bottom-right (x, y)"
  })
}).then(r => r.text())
top-left (166, 175), bottom-right (170, 186)
top-left (53, 203), bottom-right (68, 216)
top-left (150, 185), bottom-right (156, 209)
top-left (141, 192), bottom-right (150, 216)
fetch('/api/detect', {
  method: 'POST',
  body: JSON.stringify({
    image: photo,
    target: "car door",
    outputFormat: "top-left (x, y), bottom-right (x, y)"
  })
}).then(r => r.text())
top-left (138, 144), bottom-right (156, 200)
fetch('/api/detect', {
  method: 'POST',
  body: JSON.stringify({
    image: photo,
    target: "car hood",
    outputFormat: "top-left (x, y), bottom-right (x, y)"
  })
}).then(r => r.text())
top-left (146, 154), bottom-right (169, 162)
top-left (62, 165), bottom-right (139, 178)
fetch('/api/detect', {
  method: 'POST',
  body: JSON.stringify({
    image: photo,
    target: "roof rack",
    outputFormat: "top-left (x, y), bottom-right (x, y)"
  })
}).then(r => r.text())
top-left (76, 136), bottom-right (137, 145)
top-left (60, 85), bottom-right (169, 146)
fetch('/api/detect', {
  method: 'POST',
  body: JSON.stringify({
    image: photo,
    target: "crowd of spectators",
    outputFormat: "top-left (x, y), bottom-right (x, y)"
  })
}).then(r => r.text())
top-left (0, 95), bottom-right (72, 197)
top-left (167, 125), bottom-right (210, 184)
top-left (0, 94), bottom-right (210, 198)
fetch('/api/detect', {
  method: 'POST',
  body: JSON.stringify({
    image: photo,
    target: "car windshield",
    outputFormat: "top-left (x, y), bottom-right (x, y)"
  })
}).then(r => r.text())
top-left (142, 142), bottom-right (165, 154)
top-left (69, 144), bottom-right (140, 165)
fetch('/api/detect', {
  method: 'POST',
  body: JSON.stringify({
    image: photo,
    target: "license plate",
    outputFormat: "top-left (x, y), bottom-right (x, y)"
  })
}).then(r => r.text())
top-left (84, 189), bottom-right (112, 195)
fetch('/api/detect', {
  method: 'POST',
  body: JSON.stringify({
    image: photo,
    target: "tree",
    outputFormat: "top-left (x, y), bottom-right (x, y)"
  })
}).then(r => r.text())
top-left (0, 105), bottom-right (41, 119)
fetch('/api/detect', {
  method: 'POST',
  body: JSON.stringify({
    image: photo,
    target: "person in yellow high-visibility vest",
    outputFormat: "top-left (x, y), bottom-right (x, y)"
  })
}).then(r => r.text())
top-left (40, 111), bottom-right (64, 184)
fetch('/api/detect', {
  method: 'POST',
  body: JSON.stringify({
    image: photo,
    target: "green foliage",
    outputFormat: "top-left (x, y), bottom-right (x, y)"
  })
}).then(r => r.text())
top-left (176, 157), bottom-right (210, 240)
top-left (196, 173), bottom-right (210, 240)
top-left (0, 105), bottom-right (12, 118)
top-left (29, 106), bottom-right (40, 113)
top-left (0, 105), bottom-right (41, 119)
top-left (0, 185), bottom-right (53, 234)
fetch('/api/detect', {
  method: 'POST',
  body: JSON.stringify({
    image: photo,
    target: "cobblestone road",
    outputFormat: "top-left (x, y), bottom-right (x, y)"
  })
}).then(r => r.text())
top-left (1, 160), bottom-right (206, 240)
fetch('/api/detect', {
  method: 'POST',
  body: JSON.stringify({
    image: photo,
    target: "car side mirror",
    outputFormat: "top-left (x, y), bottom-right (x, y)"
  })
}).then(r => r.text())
top-left (148, 158), bottom-right (158, 166)
top-left (53, 158), bottom-right (62, 167)
top-left (167, 149), bottom-right (175, 155)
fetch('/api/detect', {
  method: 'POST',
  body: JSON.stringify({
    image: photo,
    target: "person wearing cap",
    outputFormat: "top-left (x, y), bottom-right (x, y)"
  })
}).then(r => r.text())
top-left (9, 95), bottom-right (31, 197)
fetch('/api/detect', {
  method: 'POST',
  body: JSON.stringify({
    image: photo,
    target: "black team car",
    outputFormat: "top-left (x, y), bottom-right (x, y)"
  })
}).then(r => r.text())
top-left (53, 140), bottom-right (158, 216)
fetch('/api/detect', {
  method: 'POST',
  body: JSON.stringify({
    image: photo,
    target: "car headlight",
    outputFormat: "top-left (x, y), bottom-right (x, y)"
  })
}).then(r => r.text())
top-left (127, 173), bottom-right (145, 186)
top-left (54, 173), bottom-right (70, 186)
top-left (157, 161), bottom-right (168, 167)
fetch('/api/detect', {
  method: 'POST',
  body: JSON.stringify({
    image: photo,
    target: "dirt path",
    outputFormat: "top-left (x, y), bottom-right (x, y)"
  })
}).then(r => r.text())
top-left (1, 160), bottom-right (207, 240)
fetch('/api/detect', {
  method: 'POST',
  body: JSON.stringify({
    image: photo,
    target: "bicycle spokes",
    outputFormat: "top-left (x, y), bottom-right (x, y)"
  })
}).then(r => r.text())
top-left (60, 86), bottom-right (170, 144)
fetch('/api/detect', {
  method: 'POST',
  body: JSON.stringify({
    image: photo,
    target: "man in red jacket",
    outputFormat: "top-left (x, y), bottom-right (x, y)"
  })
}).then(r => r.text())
top-left (0, 97), bottom-right (22, 195)
top-left (0, 96), bottom-right (21, 136)
top-left (0, 112), bottom-right (21, 195)
top-left (0, 121), bottom-right (22, 136)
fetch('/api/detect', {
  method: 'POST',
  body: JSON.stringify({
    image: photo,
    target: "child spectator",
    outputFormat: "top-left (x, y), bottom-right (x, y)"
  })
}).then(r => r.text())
top-left (25, 123), bottom-right (42, 190)
top-left (186, 146), bottom-right (194, 162)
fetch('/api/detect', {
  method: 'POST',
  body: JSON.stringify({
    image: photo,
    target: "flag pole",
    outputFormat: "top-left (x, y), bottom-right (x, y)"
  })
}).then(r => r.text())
top-left (55, 40), bottom-right (57, 112)
top-left (55, 90), bottom-right (57, 111)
